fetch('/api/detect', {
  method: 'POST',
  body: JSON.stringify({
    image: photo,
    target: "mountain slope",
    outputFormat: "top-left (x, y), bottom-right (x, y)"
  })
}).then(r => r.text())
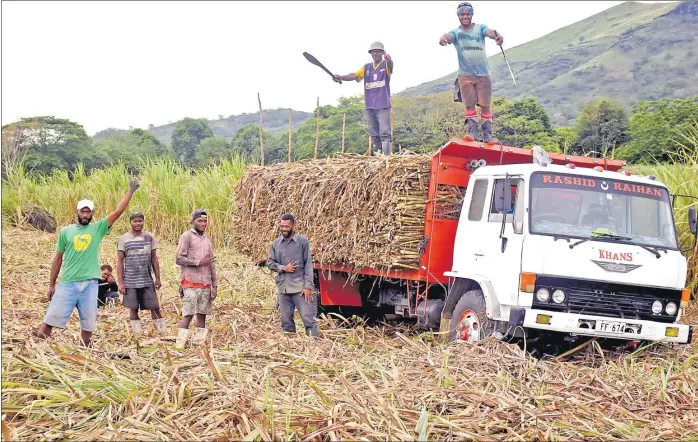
top-left (400, 1), bottom-right (697, 126)
top-left (93, 108), bottom-right (312, 145)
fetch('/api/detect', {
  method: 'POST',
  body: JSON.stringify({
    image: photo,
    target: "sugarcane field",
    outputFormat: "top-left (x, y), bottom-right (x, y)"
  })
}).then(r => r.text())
top-left (3, 1), bottom-right (698, 441)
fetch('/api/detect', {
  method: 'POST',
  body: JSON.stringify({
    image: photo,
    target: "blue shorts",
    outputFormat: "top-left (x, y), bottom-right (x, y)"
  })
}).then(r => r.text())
top-left (44, 279), bottom-right (99, 332)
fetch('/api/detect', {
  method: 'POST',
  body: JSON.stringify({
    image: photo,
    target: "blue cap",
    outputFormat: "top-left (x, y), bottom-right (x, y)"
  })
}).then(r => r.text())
top-left (192, 209), bottom-right (208, 221)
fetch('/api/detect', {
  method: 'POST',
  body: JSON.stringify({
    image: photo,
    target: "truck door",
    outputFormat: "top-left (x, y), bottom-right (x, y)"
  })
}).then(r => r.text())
top-left (471, 177), bottom-right (526, 314)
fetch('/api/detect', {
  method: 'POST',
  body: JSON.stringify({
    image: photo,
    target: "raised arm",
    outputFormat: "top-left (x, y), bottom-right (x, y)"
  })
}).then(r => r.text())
top-left (333, 73), bottom-right (358, 83)
top-left (439, 33), bottom-right (455, 46)
top-left (107, 179), bottom-right (140, 228)
top-left (484, 28), bottom-right (503, 45)
top-left (385, 53), bottom-right (394, 73)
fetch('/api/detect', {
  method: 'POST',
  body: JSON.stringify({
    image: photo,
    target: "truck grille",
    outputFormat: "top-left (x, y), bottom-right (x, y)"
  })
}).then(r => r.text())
top-left (532, 275), bottom-right (681, 323)
top-left (566, 289), bottom-right (655, 320)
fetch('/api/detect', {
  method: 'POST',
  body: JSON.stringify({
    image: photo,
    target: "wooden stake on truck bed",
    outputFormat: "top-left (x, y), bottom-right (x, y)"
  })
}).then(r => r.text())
top-left (314, 97), bottom-right (320, 159)
top-left (390, 107), bottom-right (394, 154)
top-left (341, 113), bottom-right (346, 153)
top-left (288, 109), bottom-right (293, 162)
top-left (258, 93), bottom-right (264, 166)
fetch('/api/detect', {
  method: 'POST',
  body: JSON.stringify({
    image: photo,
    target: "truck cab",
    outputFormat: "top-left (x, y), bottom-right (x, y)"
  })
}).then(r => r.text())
top-left (444, 155), bottom-right (695, 344)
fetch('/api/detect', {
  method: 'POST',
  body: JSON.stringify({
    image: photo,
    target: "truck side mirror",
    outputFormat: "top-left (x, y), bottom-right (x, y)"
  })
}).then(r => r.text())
top-left (494, 178), bottom-right (512, 213)
top-left (689, 206), bottom-right (697, 236)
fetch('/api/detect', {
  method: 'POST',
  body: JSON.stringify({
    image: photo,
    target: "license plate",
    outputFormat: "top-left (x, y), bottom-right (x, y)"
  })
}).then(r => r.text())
top-left (596, 320), bottom-right (627, 333)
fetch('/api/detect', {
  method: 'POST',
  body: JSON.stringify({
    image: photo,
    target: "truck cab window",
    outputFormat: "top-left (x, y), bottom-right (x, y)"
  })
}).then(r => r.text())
top-left (468, 179), bottom-right (488, 221)
top-left (488, 178), bottom-right (519, 222)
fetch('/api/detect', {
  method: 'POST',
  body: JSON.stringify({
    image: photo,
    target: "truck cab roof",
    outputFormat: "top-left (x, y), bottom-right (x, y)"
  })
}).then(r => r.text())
top-left (471, 162), bottom-right (667, 189)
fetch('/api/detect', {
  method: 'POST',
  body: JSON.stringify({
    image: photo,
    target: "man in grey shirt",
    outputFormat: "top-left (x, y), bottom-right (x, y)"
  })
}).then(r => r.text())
top-left (117, 211), bottom-right (164, 335)
top-left (266, 214), bottom-right (318, 337)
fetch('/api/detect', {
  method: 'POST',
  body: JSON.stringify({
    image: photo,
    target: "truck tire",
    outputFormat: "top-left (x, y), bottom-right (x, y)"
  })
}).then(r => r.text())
top-left (449, 289), bottom-right (494, 342)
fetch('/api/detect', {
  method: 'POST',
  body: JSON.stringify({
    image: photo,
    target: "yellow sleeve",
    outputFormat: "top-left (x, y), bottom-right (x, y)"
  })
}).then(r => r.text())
top-left (387, 66), bottom-right (392, 76)
top-left (354, 66), bottom-right (365, 81)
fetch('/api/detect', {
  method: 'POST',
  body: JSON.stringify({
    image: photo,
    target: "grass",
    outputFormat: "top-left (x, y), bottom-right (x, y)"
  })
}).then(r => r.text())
top-left (2, 145), bottom-right (698, 439)
top-left (630, 128), bottom-right (698, 292)
top-left (1, 226), bottom-right (698, 440)
top-left (1, 155), bottom-right (246, 249)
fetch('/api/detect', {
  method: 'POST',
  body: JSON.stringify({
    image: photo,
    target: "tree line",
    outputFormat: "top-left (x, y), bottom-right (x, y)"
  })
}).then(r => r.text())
top-left (2, 94), bottom-right (696, 176)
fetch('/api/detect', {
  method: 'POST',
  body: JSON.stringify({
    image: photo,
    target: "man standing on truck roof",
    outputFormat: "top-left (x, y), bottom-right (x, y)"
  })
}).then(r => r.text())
top-left (266, 214), bottom-right (318, 338)
top-left (35, 179), bottom-right (140, 347)
top-left (440, 1), bottom-right (504, 144)
top-left (332, 42), bottom-right (394, 156)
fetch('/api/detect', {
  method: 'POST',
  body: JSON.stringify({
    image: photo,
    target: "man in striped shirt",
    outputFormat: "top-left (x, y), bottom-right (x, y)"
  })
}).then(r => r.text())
top-left (116, 211), bottom-right (164, 335)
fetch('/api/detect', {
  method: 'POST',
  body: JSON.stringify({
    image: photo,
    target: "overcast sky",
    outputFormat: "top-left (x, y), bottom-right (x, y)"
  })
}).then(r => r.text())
top-left (2, 1), bottom-right (628, 135)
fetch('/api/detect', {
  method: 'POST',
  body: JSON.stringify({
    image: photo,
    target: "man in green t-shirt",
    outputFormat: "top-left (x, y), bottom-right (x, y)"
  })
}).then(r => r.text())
top-left (35, 179), bottom-right (140, 346)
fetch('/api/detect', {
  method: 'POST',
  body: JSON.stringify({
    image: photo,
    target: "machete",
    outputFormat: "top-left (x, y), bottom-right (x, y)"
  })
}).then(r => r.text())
top-left (303, 52), bottom-right (336, 79)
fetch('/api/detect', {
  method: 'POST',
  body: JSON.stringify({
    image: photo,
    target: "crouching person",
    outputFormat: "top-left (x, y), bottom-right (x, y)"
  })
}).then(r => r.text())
top-left (174, 209), bottom-right (218, 349)
top-left (117, 211), bottom-right (165, 335)
top-left (98, 264), bottom-right (119, 307)
top-left (267, 214), bottom-right (318, 338)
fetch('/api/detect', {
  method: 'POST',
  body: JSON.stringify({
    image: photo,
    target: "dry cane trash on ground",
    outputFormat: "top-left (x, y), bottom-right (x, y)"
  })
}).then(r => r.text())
top-left (2, 226), bottom-right (698, 441)
top-left (232, 153), bottom-right (464, 270)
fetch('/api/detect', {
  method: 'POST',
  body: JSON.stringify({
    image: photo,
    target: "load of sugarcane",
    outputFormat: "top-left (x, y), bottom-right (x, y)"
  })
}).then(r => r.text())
top-left (232, 153), bottom-right (464, 271)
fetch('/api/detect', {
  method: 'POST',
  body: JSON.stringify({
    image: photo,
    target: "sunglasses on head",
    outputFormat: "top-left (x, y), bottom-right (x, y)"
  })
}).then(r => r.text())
top-left (457, 2), bottom-right (472, 8)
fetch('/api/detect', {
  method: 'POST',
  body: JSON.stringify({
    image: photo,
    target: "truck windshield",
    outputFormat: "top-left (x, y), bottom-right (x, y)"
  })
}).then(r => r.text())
top-left (529, 172), bottom-right (678, 249)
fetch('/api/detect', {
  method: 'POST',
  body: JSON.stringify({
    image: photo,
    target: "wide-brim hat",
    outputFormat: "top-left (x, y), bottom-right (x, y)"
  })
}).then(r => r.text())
top-left (368, 41), bottom-right (385, 53)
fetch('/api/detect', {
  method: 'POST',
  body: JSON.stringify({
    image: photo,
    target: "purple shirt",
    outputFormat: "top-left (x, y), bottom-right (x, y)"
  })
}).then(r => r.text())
top-left (363, 61), bottom-right (391, 110)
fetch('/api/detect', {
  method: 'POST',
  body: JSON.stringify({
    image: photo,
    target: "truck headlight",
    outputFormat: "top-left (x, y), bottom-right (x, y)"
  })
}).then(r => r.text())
top-left (665, 302), bottom-right (678, 316)
top-left (552, 289), bottom-right (566, 304)
top-left (651, 300), bottom-right (663, 315)
top-left (536, 288), bottom-right (550, 303)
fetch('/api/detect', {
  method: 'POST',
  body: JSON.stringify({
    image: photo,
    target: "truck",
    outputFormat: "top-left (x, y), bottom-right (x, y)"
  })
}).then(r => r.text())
top-left (313, 138), bottom-right (697, 345)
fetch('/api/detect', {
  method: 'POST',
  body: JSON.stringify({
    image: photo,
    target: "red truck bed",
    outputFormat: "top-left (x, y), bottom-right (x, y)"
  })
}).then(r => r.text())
top-left (316, 139), bottom-right (626, 307)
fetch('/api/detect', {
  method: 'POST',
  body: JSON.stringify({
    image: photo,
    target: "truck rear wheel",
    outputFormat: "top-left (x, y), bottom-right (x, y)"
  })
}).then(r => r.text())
top-left (449, 289), bottom-right (494, 342)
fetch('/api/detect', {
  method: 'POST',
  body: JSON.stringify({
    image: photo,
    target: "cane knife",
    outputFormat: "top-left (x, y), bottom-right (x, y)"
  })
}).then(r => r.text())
top-left (303, 52), bottom-right (336, 79)
top-left (495, 31), bottom-right (516, 86)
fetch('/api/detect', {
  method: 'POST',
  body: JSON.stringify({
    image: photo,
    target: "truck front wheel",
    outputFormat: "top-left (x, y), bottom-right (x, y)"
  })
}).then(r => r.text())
top-left (449, 289), bottom-right (494, 342)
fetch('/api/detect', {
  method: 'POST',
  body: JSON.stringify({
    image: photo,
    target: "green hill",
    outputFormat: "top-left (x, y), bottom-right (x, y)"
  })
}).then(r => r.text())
top-left (93, 108), bottom-right (312, 145)
top-left (400, 1), bottom-right (698, 126)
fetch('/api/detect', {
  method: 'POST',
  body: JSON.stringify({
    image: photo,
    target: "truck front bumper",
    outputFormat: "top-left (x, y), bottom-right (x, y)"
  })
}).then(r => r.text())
top-left (521, 308), bottom-right (692, 344)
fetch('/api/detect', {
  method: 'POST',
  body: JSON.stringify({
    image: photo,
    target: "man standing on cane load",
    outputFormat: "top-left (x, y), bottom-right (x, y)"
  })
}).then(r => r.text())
top-left (440, 1), bottom-right (504, 144)
top-left (332, 42), bottom-right (394, 155)
top-left (117, 211), bottom-right (165, 336)
top-left (267, 214), bottom-right (318, 338)
top-left (175, 209), bottom-right (218, 349)
top-left (35, 179), bottom-right (140, 347)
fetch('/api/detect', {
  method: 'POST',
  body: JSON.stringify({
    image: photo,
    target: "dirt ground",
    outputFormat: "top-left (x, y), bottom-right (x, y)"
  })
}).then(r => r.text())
top-left (2, 226), bottom-right (697, 440)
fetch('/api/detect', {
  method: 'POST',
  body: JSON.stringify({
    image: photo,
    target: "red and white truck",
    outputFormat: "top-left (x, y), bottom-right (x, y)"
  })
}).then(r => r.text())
top-left (313, 138), bottom-right (697, 344)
